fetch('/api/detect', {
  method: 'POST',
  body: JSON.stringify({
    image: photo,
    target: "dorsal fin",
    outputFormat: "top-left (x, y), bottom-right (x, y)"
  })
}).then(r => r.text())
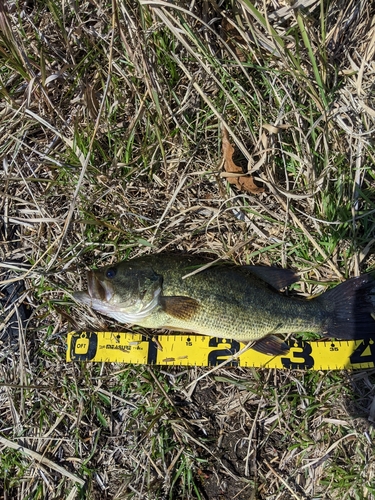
top-left (244, 266), bottom-right (299, 290)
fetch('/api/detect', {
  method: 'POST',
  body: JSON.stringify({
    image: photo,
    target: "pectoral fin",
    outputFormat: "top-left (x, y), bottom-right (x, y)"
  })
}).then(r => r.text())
top-left (245, 266), bottom-right (299, 290)
top-left (160, 296), bottom-right (200, 321)
top-left (250, 335), bottom-right (289, 355)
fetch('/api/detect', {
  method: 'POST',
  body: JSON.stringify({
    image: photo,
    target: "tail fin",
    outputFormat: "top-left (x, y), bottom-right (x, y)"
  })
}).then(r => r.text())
top-left (319, 274), bottom-right (375, 340)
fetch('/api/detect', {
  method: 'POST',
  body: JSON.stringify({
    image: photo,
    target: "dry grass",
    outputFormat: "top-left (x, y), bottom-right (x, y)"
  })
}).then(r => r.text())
top-left (1, 0), bottom-right (375, 498)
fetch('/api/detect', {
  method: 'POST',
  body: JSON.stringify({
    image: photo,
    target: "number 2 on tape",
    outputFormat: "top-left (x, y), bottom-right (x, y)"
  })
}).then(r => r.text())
top-left (208, 338), bottom-right (241, 367)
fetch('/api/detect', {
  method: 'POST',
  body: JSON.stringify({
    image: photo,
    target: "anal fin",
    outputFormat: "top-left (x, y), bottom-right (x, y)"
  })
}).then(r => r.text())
top-left (250, 335), bottom-right (289, 356)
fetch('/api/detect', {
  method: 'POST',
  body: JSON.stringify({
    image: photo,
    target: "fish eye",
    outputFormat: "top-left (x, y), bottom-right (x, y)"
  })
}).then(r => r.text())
top-left (105, 267), bottom-right (117, 279)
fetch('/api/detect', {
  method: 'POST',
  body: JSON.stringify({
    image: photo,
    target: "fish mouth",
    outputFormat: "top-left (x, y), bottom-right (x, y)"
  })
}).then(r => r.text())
top-left (87, 270), bottom-right (114, 302)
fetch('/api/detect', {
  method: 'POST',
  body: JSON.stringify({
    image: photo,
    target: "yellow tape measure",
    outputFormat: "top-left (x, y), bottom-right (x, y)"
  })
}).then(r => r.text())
top-left (66, 332), bottom-right (375, 370)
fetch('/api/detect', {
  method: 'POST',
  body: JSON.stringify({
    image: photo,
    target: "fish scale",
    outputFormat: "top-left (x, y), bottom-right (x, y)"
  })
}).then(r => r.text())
top-left (102, 259), bottom-right (323, 339)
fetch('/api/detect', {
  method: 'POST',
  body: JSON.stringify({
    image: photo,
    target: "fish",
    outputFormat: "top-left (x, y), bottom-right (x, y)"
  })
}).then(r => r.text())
top-left (73, 254), bottom-right (375, 356)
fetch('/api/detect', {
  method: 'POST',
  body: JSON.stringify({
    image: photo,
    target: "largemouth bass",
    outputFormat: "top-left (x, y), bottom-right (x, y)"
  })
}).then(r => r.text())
top-left (74, 254), bottom-right (375, 355)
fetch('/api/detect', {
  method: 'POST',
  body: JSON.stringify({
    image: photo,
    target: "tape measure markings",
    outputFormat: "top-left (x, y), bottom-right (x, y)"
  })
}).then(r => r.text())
top-left (66, 332), bottom-right (375, 370)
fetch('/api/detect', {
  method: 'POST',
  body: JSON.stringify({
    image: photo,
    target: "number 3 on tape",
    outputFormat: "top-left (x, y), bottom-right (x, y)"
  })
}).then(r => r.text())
top-left (281, 339), bottom-right (314, 369)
